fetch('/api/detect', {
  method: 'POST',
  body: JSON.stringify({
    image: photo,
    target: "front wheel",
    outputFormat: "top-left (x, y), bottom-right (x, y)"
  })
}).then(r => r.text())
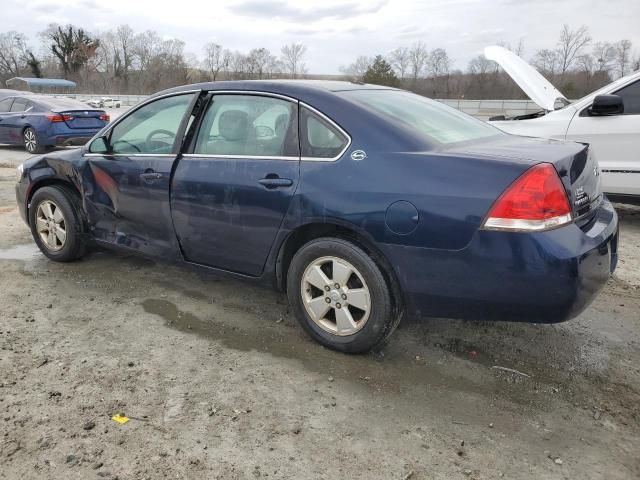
top-left (29, 186), bottom-right (87, 262)
top-left (24, 127), bottom-right (45, 154)
top-left (287, 237), bottom-right (400, 353)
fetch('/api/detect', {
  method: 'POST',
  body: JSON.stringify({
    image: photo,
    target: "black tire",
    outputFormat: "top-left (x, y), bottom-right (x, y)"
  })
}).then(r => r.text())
top-left (29, 186), bottom-right (88, 262)
top-left (23, 127), bottom-right (46, 154)
top-left (287, 237), bottom-right (400, 353)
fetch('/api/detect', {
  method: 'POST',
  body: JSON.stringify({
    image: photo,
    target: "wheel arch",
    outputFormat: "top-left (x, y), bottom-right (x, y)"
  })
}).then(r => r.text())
top-left (27, 177), bottom-right (82, 214)
top-left (275, 221), bottom-right (404, 316)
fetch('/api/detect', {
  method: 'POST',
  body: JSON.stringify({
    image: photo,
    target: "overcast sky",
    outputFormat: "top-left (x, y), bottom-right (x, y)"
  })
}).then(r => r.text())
top-left (5, 0), bottom-right (640, 73)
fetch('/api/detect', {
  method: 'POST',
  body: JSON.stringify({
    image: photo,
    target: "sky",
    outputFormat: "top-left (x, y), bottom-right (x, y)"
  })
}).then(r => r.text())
top-left (4, 0), bottom-right (640, 74)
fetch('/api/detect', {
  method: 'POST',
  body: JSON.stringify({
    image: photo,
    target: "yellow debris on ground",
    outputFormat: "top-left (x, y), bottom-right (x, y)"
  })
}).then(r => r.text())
top-left (111, 413), bottom-right (129, 424)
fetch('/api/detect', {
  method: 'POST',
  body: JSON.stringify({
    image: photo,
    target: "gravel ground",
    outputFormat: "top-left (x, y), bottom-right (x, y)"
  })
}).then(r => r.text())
top-left (0, 145), bottom-right (639, 480)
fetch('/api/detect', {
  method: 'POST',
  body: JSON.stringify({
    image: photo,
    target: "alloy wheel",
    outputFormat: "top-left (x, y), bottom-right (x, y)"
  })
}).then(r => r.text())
top-left (301, 256), bottom-right (371, 336)
top-left (35, 200), bottom-right (67, 251)
top-left (24, 130), bottom-right (37, 153)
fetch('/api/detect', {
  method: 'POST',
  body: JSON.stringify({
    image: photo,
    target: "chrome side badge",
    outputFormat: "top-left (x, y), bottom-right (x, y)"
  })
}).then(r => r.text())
top-left (350, 150), bottom-right (367, 161)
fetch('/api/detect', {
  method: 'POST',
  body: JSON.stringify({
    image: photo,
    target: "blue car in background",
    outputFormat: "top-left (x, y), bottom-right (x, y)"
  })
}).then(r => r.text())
top-left (0, 95), bottom-right (109, 153)
top-left (14, 81), bottom-right (618, 353)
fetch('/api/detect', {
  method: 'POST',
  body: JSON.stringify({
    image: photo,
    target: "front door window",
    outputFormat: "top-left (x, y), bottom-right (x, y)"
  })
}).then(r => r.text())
top-left (107, 93), bottom-right (195, 154)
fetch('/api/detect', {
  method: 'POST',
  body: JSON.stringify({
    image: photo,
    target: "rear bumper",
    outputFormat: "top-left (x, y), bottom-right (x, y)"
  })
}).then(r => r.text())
top-left (43, 133), bottom-right (98, 147)
top-left (386, 199), bottom-right (619, 323)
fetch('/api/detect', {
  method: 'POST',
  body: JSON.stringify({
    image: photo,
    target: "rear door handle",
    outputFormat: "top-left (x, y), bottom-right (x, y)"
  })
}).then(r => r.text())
top-left (258, 177), bottom-right (293, 188)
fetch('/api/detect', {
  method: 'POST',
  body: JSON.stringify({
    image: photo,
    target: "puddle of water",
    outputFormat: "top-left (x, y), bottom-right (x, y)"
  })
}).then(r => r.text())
top-left (152, 279), bottom-right (210, 301)
top-left (0, 243), bottom-right (41, 261)
top-left (140, 298), bottom-right (500, 400)
top-left (142, 298), bottom-right (203, 330)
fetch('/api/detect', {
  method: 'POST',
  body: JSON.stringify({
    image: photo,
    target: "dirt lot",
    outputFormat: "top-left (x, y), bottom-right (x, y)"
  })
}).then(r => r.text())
top-left (1, 146), bottom-right (639, 480)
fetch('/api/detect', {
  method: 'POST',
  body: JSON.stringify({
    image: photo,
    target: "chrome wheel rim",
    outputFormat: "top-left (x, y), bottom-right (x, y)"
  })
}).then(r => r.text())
top-left (24, 130), bottom-right (37, 152)
top-left (301, 256), bottom-right (371, 336)
top-left (35, 200), bottom-right (66, 251)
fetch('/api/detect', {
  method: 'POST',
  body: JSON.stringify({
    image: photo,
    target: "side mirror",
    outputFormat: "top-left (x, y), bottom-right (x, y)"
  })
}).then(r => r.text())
top-left (88, 136), bottom-right (110, 153)
top-left (589, 94), bottom-right (624, 116)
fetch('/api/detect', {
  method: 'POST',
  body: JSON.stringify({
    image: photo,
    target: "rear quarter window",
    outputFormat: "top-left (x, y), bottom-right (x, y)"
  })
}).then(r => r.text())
top-left (300, 107), bottom-right (349, 159)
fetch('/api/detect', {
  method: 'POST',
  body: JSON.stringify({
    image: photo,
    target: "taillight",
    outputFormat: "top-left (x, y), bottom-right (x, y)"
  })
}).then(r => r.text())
top-left (482, 163), bottom-right (572, 231)
top-left (47, 114), bottom-right (74, 123)
top-left (99, 113), bottom-right (110, 121)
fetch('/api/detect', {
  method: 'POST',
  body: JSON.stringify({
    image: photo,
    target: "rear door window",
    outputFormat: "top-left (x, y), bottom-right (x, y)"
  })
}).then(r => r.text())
top-left (300, 107), bottom-right (348, 159)
top-left (10, 98), bottom-right (29, 112)
top-left (194, 94), bottom-right (298, 157)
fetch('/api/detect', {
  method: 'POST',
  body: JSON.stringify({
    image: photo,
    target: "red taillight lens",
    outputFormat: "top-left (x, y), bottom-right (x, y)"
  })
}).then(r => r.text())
top-left (99, 114), bottom-right (110, 121)
top-left (482, 163), bottom-right (572, 231)
top-left (47, 114), bottom-right (74, 122)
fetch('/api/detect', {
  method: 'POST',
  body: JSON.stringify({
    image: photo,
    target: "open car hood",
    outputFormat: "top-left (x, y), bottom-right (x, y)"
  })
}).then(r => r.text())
top-left (484, 45), bottom-right (568, 111)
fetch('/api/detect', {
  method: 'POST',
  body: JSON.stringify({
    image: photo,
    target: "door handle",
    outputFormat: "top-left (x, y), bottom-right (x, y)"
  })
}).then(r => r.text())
top-left (258, 177), bottom-right (293, 188)
top-left (140, 171), bottom-right (163, 182)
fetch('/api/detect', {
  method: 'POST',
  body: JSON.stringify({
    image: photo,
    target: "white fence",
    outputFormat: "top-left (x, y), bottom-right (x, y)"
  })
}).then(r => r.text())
top-left (41, 93), bottom-right (541, 119)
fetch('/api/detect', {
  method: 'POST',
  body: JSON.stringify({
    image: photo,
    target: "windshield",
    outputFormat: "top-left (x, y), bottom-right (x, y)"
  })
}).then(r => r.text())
top-left (341, 89), bottom-right (503, 145)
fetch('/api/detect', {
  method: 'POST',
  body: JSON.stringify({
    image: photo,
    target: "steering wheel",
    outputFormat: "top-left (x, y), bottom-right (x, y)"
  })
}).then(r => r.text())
top-left (145, 129), bottom-right (176, 152)
top-left (111, 139), bottom-right (141, 153)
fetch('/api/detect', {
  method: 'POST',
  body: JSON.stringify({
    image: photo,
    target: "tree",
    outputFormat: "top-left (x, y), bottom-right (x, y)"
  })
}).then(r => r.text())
top-left (362, 55), bottom-right (398, 87)
top-left (614, 39), bottom-right (632, 77)
top-left (25, 51), bottom-right (42, 78)
top-left (467, 54), bottom-right (496, 96)
top-left (0, 31), bottom-right (28, 78)
top-left (408, 41), bottom-right (428, 82)
top-left (203, 42), bottom-right (224, 81)
top-left (388, 46), bottom-right (410, 79)
top-left (556, 24), bottom-right (591, 81)
top-left (532, 49), bottom-right (559, 77)
top-left (426, 48), bottom-right (450, 78)
top-left (280, 43), bottom-right (306, 78)
top-left (340, 55), bottom-right (372, 81)
top-left (467, 54), bottom-right (494, 76)
top-left (592, 42), bottom-right (616, 73)
top-left (47, 24), bottom-right (99, 77)
top-left (115, 24), bottom-right (134, 87)
top-left (247, 48), bottom-right (277, 79)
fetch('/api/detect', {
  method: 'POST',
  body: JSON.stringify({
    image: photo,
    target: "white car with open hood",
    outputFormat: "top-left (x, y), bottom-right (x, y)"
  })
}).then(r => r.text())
top-left (485, 45), bottom-right (640, 202)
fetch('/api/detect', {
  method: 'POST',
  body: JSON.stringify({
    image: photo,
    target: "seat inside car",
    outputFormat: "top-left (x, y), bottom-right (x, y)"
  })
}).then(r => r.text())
top-left (206, 109), bottom-right (250, 155)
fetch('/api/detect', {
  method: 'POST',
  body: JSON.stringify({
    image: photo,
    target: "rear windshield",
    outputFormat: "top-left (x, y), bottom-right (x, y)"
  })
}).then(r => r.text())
top-left (340, 89), bottom-right (503, 145)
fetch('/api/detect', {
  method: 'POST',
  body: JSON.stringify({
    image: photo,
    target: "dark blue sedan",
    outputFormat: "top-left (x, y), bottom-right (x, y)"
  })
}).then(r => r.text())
top-left (0, 95), bottom-right (109, 153)
top-left (15, 81), bottom-right (618, 352)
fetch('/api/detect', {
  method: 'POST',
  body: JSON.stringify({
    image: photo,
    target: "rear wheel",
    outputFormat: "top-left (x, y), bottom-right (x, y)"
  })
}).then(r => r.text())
top-left (23, 127), bottom-right (45, 154)
top-left (287, 237), bottom-right (400, 353)
top-left (29, 186), bottom-right (87, 262)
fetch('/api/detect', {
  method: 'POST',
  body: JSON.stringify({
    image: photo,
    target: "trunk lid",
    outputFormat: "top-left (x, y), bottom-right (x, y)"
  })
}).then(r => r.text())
top-left (484, 45), bottom-right (569, 111)
top-left (57, 109), bottom-right (107, 129)
top-left (448, 136), bottom-right (602, 220)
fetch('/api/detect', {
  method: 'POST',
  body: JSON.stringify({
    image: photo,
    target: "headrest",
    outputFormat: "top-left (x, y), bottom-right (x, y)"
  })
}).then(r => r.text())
top-left (219, 110), bottom-right (249, 141)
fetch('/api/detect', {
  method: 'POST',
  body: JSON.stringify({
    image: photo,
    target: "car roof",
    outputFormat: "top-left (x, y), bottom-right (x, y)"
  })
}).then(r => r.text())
top-left (157, 79), bottom-right (398, 100)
